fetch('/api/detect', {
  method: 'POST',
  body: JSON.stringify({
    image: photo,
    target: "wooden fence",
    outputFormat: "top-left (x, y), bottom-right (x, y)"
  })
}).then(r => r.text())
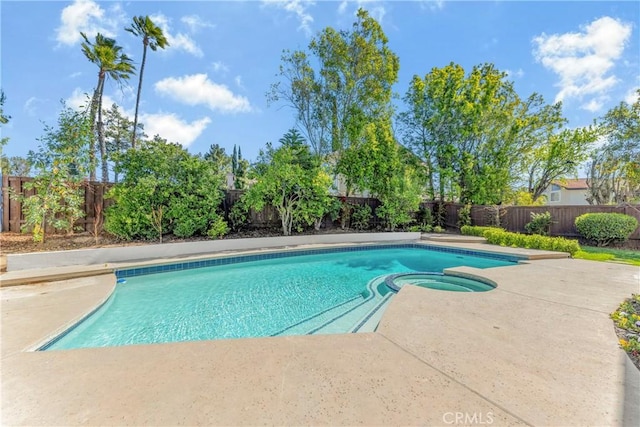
top-left (1, 175), bottom-right (113, 234)
top-left (429, 202), bottom-right (640, 244)
top-left (3, 175), bottom-right (639, 247)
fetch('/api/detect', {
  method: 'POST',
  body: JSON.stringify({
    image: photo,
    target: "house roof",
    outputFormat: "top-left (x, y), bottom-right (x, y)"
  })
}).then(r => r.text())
top-left (553, 178), bottom-right (588, 190)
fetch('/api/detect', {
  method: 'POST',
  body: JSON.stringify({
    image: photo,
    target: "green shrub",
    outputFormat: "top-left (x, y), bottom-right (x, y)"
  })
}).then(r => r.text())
top-left (105, 139), bottom-right (227, 241)
top-left (408, 224), bottom-right (433, 233)
top-left (525, 211), bottom-right (553, 236)
top-left (457, 204), bottom-right (472, 228)
top-left (575, 213), bottom-right (639, 247)
top-left (416, 205), bottom-right (434, 228)
top-left (207, 216), bottom-right (229, 239)
top-left (483, 228), bottom-right (581, 255)
top-left (351, 204), bottom-right (372, 230)
top-left (460, 225), bottom-right (502, 237)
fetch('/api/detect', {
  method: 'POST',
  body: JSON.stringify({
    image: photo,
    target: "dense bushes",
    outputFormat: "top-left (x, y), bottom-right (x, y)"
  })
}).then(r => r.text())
top-left (460, 225), bottom-right (502, 237)
top-left (462, 225), bottom-right (580, 255)
top-left (105, 139), bottom-right (228, 241)
top-left (483, 228), bottom-right (581, 255)
top-left (575, 213), bottom-right (639, 247)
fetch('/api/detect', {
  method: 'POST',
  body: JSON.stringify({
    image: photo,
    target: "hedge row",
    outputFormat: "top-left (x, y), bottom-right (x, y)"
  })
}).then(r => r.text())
top-left (461, 225), bottom-right (581, 255)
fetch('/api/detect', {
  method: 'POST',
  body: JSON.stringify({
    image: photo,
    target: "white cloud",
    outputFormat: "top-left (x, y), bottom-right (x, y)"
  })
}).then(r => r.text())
top-left (338, 0), bottom-right (386, 22)
top-left (212, 61), bottom-right (229, 74)
top-left (234, 75), bottom-right (245, 90)
top-left (505, 68), bottom-right (525, 79)
top-left (66, 87), bottom-right (116, 112)
top-left (262, 0), bottom-right (315, 36)
top-left (150, 13), bottom-right (203, 57)
top-left (69, 71), bottom-right (83, 79)
top-left (23, 97), bottom-right (47, 117)
top-left (138, 112), bottom-right (211, 148)
top-left (624, 87), bottom-right (639, 104)
top-left (582, 98), bottom-right (604, 113)
top-left (55, 0), bottom-right (125, 46)
top-left (181, 15), bottom-right (215, 33)
top-left (533, 16), bottom-right (632, 112)
top-left (419, 0), bottom-right (445, 12)
top-left (155, 74), bottom-right (252, 113)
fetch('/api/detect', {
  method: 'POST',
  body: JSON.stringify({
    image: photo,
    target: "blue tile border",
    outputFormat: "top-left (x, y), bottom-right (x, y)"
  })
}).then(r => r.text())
top-left (115, 243), bottom-right (522, 279)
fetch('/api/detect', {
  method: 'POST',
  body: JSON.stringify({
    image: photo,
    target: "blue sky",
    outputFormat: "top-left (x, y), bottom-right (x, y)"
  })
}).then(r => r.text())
top-left (2, 0), bottom-right (639, 164)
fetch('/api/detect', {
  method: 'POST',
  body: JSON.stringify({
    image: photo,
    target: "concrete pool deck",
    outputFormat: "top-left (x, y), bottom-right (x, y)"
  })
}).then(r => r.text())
top-left (1, 239), bottom-right (639, 425)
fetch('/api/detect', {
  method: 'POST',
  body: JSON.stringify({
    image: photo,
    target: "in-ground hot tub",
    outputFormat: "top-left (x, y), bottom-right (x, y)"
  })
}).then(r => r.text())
top-left (384, 272), bottom-right (495, 293)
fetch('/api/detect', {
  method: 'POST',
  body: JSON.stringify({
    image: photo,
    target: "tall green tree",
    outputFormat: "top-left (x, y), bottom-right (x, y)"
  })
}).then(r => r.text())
top-left (587, 90), bottom-right (640, 204)
top-left (269, 8), bottom-right (399, 185)
top-left (203, 143), bottom-right (231, 177)
top-left (1, 156), bottom-right (31, 176)
top-left (103, 103), bottom-right (144, 183)
top-left (0, 90), bottom-right (11, 172)
top-left (231, 144), bottom-right (249, 189)
top-left (125, 16), bottom-right (168, 149)
top-left (243, 136), bottom-right (332, 236)
top-left (81, 32), bottom-right (135, 182)
top-left (15, 102), bottom-right (92, 241)
top-left (399, 63), bottom-right (535, 204)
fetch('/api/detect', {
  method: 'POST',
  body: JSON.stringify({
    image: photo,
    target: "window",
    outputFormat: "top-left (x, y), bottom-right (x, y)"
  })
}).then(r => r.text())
top-left (550, 191), bottom-right (560, 202)
top-left (551, 184), bottom-right (561, 191)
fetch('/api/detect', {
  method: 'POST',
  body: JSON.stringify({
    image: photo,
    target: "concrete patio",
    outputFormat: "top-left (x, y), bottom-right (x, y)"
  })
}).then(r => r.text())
top-left (1, 240), bottom-right (639, 426)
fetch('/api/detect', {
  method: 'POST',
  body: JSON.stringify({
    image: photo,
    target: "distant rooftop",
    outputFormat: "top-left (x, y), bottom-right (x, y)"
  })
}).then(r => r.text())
top-left (553, 178), bottom-right (588, 190)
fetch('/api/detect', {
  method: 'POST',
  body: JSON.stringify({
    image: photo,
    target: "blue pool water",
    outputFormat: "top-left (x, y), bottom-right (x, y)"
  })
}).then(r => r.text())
top-left (44, 245), bottom-right (517, 350)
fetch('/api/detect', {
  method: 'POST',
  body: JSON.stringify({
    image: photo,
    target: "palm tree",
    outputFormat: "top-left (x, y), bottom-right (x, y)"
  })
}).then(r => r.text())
top-left (81, 32), bottom-right (135, 182)
top-left (126, 16), bottom-right (168, 149)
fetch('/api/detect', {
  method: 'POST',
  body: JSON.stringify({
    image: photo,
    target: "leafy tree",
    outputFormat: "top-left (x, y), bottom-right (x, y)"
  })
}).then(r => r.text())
top-left (103, 103), bottom-right (144, 183)
top-left (0, 89), bottom-right (10, 124)
top-left (269, 8), bottom-right (399, 193)
top-left (81, 32), bottom-right (135, 182)
top-left (203, 143), bottom-right (231, 176)
top-left (105, 137), bottom-right (227, 240)
top-left (0, 90), bottom-right (12, 171)
top-left (0, 156), bottom-right (31, 176)
top-left (125, 16), bottom-right (168, 149)
top-left (14, 102), bottom-right (92, 242)
top-left (399, 63), bottom-right (579, 205)
top-left (231, 144), bottom-right (249, 189)
top-left (243, 134), bottom-right (332, 236)
top-left (587, 91), bottom-right (640, 204)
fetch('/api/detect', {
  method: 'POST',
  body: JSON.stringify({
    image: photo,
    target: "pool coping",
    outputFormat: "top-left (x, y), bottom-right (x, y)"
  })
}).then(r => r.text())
top-left (1, 239), bottom-right (637, 426)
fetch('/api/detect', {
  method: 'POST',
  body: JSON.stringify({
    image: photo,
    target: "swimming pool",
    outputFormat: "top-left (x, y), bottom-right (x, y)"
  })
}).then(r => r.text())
top-left (43, 244), bottom-right (519, 350)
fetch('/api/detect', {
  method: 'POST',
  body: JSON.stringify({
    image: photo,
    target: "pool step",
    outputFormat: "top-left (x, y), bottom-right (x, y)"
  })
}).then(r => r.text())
top-left (270, 296), bottom-right (365, 337)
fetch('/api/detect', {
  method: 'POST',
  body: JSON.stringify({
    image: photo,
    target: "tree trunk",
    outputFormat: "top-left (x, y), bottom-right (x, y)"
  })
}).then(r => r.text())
top-left (88, 85), bottom-right (101, 181)
top-left (131, 41), bottom-right (148, 149)
top-left (96, 77), bottom-right (108, 183)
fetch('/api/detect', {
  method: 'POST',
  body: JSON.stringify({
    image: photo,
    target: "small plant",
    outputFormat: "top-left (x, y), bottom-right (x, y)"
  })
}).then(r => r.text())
top-left (207, 216), bottom-right (229, 239)
top-left (457, 204), bottom-right (472, 229)
top-left (575, 213), bottom-right (639, 247)
top-left (408, 224), bottom-right (433, 233)
top-left (150, 205), bottom-right (164, 243)
top-left (433, 225), bottom-right (445, 233)
top-left (229, 198), bottom-right (250, 231)
top-left (416, 205), bottom-right (434, 228)
top-left (525, 211), bottom-right (553, 236)
top-left (611, 295), bottom-right (640, 370)
top-left (351, 204), bottom-right (372, 230)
